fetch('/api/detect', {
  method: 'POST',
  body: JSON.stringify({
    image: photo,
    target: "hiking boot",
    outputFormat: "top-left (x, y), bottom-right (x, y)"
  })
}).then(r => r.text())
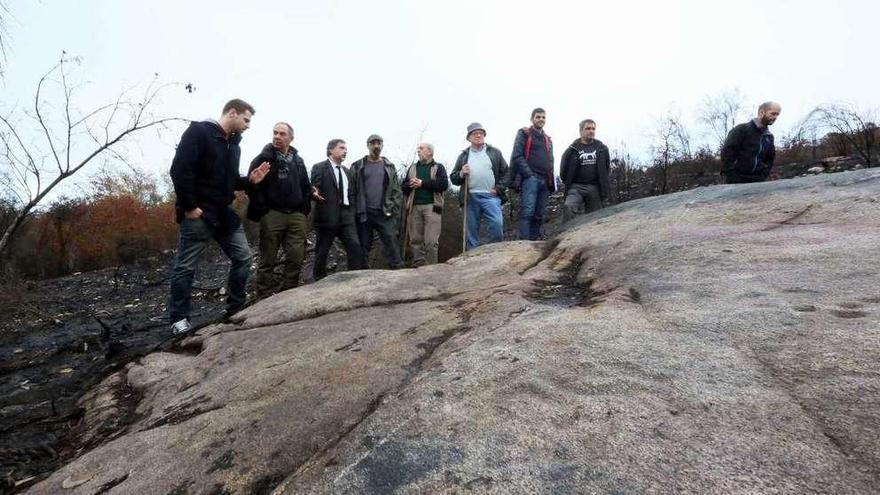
top-left (170, 318), bottom-right (192, 335)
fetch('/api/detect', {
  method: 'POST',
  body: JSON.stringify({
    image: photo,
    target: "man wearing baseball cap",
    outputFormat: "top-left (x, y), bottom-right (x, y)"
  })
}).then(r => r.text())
top-left (449, 123), bottom-right (510, 250)
top-left (350, 134), bottom-right (404, 269)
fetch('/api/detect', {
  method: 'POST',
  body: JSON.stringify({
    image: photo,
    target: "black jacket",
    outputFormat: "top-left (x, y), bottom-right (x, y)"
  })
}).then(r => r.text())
top-left (510, 127), bottom-right (555, 192)
top-left (450, 145), bottom-right (510, 205)
top-left (560, 138), bottom-right (611, 200)
top-left (246, 143), bottom-right (311, 221)
top-left (170, 120), bottom-right (250, 229)
top-left (721, 121), bottom-right (776, 182)
top-left (310, 159), bottom-right (356, 229)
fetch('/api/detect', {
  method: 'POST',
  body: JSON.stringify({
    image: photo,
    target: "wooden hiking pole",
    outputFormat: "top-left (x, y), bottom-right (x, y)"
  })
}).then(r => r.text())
top-left (401, 193), bottom-right (414, 263)
top-left (461, 175), bottom-right (469, 253)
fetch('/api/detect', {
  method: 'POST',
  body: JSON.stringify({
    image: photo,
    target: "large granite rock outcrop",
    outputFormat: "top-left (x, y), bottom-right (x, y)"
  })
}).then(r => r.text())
top-left (29, 170), bottom-right (880, 494)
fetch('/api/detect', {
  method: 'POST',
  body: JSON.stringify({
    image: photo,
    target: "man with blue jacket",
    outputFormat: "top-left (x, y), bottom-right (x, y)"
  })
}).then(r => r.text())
top-left (168, 99), bottom-right (269, 334)
top-left (511, 108), bottom-right (555, 240)
top-left (721, 102), bottom-right (781, 184)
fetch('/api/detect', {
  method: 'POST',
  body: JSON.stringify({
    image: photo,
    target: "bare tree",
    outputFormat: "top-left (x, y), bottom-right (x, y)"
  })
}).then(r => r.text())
top-left (0, 54), bottom-right (184, 257)
top-left (610, 142), bottom-right (638, 203)
top-left (650, 112), bottom-right (692, 194)
top-left (0, 1), bottom-right (8, 79)
top-left (698, 88), bottom-right (747, 152)
top-left (802, 103), bottom-right (878, 167)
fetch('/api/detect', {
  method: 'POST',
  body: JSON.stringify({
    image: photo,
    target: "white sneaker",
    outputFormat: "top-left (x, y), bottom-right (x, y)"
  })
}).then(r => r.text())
top-left (171, 318), bottom-right (192, 335)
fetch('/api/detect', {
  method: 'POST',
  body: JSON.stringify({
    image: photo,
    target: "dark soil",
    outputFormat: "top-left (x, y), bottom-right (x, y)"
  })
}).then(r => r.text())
top-left (0, 193), bottom-right (566, 493)
top-left (0, 233), bottom-right (366, 493)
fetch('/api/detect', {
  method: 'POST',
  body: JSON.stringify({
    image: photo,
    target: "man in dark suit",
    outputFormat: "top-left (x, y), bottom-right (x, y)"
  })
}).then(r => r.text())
top-left (310, 139), bottom-right (363, 281)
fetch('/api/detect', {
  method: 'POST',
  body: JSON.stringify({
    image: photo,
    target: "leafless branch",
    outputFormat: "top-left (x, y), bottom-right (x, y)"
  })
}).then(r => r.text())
top-left (0, 53), bottom-right (188, 257)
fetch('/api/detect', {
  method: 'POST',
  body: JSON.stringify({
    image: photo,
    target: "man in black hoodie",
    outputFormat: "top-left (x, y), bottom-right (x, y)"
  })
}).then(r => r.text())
top-left (247, 122), bottom-right (311, 299)
top-left (721, 101), bottom-right (781, 183)
top-left (168, 99), bottom-right (269, 334)
top-left (559, 119), bottom-right (611, 222)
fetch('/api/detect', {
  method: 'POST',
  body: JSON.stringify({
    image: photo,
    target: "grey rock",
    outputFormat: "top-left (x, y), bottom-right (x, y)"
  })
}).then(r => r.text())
top-left (28, 171), bottom-right (880, 494)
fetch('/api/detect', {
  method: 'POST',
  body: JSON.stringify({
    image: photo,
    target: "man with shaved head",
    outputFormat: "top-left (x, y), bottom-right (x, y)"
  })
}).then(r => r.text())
top-left (721, 101), bottom-right (781, 183)
top-left (401, 142), bottom-right (449, 266)
top-left (247, 122), bottom-right (312, 299)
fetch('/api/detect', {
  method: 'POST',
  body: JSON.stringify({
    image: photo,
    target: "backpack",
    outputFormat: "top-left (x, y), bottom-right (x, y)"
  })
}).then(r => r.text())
top-left (518, 127), bottom-right (555, 193)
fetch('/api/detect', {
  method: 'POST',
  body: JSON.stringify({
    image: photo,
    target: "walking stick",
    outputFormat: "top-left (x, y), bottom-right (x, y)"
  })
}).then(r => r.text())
top-left (461, 175), bottom-right (469, 253)
top-left (401, 194), bottom-right (413, 262)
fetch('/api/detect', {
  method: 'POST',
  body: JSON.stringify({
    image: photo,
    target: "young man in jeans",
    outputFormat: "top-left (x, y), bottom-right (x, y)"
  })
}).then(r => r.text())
top-left (511, 108), bottom-right (554, 240)
top-left (450, 123), bottom-right (510, 251)
top-left (168, 99), bottom-right (269, 334)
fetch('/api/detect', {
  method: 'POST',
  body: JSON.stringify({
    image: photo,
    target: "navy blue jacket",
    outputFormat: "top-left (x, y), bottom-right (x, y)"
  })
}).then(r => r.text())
top-left (510, 127), bottom-right (555, 192)
top-left (170, 120), bottom-right (250, 229)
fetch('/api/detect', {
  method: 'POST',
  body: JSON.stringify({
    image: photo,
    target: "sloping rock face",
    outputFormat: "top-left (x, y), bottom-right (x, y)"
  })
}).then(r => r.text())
top-left (28, 170), bottom-right (880, 494)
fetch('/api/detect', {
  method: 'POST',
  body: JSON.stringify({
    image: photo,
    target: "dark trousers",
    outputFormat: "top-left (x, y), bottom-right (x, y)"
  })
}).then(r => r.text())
top-left (357, 209), bottom-right (403, 269)
top-left (725, 174), bottom-right (766, 184)
top-left (563, 183), bottom-right (603, 222)
top-left (312, 222), bottom-right (362, 281)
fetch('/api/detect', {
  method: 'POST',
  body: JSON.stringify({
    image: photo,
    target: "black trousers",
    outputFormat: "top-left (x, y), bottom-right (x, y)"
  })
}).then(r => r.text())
top-left (357, 209), bottom-right (403, 269)
top-left (312, 222), bottom-right (362, 281)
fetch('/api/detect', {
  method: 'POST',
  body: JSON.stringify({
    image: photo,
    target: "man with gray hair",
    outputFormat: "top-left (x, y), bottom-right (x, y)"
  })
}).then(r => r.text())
top-left (721, 101), bottom-right (781, 183)
top-left (450, 122), bottom-right (509, 250)
top-left (246, 122), bottom-right (312, 299)
top-left (401, 142), bottom-right (449, 266)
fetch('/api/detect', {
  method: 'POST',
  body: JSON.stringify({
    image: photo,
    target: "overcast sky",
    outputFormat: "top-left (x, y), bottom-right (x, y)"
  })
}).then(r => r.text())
top-left (2, 0), bottom-right (879, 192)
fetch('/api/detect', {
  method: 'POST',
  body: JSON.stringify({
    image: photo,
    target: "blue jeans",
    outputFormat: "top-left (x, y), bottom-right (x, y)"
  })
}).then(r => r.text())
top-left (518, 175), bottom-right (549, 240)
top-left (465, 192), bottom-right (503, 251)
top-left (169, 216), bottom-right (253, 321)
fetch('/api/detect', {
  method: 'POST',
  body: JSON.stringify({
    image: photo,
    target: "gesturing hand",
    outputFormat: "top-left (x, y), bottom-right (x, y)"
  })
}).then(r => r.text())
top-left (311, 186), bottom-right (326, 202)
top-left (249, 161), bottom-right (271, 184)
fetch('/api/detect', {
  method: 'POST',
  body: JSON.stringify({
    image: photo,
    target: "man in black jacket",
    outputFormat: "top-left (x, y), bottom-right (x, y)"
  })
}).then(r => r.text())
top-left (247, 122), bottom-right (311, 299)
top-left (401, 142), bottom-right (449, 266)
top-left (168, 99), bottom-right (269, 334)
top-left (310, 139), bottom-right (363, 281)
top-left (559, 119), bottom-right (611, 222)
top-left (351, 134), bottom-right (404, 270)
top-left (510, 108), bottom-right (554, 240)
top-left (450, 122), bottom-right (509, 250)
top-left (721, 102), bottom-right (781, 183)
